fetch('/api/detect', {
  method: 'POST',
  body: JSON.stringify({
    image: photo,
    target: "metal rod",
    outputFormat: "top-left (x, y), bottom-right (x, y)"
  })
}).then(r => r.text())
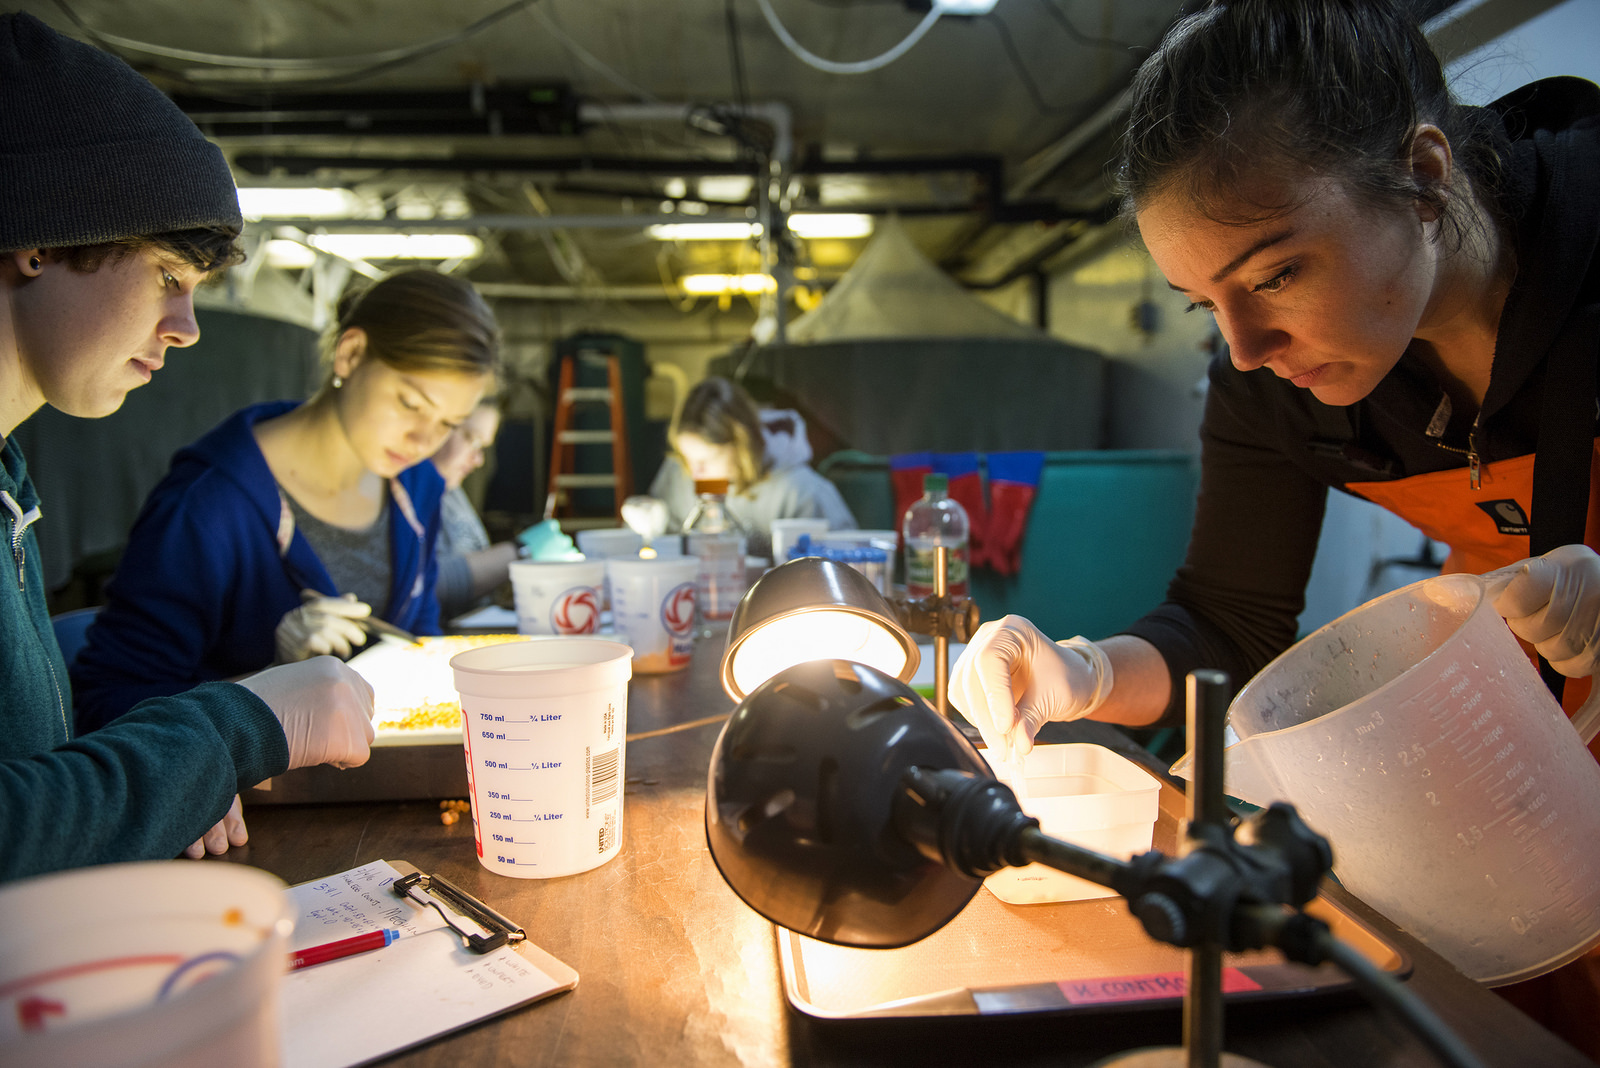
top-left (933, 544), bottom-right (949, 717)
top-left (1184, 669), bottom-right (1232, 1068)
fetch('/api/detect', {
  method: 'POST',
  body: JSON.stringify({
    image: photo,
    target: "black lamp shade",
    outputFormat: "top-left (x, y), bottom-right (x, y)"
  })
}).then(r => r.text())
top-left (705, 658), bottom-right (993, 948)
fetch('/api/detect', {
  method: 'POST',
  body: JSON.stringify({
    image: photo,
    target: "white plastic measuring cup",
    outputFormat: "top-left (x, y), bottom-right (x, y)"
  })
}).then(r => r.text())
top-left (1174, 573), bottom-right (1600, 983)
top-left (452, 637), bottom-right (633, 878)
top-left (608, 555), bottom-right (698, 674)
top-left (0, 862), bottom-right (292, 1068)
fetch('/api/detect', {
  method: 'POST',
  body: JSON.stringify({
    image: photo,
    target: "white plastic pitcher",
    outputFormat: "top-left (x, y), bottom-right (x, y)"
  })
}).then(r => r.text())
top-left (1173, 573), bottom-right (1600, 984)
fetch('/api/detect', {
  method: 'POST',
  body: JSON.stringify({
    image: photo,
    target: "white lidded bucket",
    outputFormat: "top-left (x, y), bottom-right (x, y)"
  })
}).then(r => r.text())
top-left (507, 559), bottom-right (606, 636)
top-left (452, 637), bottom-right (633, 878)
top-left (0, 861), bottom-right (293, 1068)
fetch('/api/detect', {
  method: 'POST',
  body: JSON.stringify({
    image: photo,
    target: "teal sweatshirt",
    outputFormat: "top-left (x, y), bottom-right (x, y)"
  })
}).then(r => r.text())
top-left (0, 438), bottom-right (290, 883)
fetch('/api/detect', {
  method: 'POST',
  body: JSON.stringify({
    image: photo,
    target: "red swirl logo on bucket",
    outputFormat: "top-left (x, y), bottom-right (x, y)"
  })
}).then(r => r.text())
top-left (661, 581), bottom-right (697, 666)
top-left (550, 585), bottom-right (600, 634)
top-left (660, 581), bottom-right (697, 638)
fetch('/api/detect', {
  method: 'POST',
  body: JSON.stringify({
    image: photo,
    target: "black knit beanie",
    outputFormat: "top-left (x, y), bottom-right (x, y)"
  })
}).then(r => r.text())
top-left (0, 13), bottom-right (241, 252)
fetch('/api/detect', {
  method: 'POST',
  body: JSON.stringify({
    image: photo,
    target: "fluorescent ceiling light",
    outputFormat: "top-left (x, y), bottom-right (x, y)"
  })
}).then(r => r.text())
top-left (680, 273), bottom-right (776, 295)
top-left (237, 187), bottom-right (366, 221)
top-left (305, 233), bottom-right (484, 260)
top-left (262, 239), bottom-right (316, 269)
top-left (933, 0), bottom-right (999, 13)
top-left (788, 213), bottom-right (874, 239)
top-left (699, 175), bottom-right (755, 202)
top-left (648, 222), bottom-right (761, 241)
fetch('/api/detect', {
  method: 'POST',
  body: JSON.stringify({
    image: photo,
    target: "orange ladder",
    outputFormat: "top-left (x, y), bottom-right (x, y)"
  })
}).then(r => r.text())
top-left (543, 349), bottom-right (633, 527)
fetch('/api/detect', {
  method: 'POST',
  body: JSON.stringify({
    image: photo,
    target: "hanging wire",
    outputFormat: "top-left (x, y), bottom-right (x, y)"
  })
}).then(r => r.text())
top-left (1033, 0), bottom-right (1142, 52)
top-left (984, 10), bottom-right (1076, 115)
top-left (753, 0), bottom-right (944, 75)
top-left (49, 0), bottom-right (539, 76)
top-left (48, 0), bottom-right (658, 100)
top-left (527, 3), bottom-right (661, 103)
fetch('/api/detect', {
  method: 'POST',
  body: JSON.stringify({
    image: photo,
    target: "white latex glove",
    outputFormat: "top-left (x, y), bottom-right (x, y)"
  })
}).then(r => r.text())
top-left (239, 656), bottom-right (376, 770)
top-left (184, 794), bottom-right (248, 859)
top-left (275, 590), bottom-right (371, 662)
top-left (621, 495), bottom-right (671, 540)
top-left (950, 615), bottom-right (1114, 762)
top-left (1484, 544), bottom-right (1600, 677)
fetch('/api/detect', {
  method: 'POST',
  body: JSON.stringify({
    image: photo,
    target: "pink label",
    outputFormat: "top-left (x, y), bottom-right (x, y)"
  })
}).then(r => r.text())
top-left (1057, 968), bottom-right (1261, 1005)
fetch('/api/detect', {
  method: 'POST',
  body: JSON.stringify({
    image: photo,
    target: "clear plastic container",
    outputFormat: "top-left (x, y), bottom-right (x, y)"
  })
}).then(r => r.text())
top-left (902, 473), bottom-right (969, 599)
top-left (683, 479), bottom-right (748, 626)
top-left (982, 744), bottom-right (1160, 904)
top-left (786, 534), bottom-right (890, 597)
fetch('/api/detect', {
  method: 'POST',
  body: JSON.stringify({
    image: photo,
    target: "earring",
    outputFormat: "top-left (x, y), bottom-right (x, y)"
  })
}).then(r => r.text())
top-left (332, 375), bottom-right (344, 389)
top-left (26, 255), bottom-right (40, 271)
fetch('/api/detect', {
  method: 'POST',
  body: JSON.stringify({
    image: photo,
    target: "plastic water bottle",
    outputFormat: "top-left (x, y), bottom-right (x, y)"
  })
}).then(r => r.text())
top-left (683, 479), bottom-right (748, 629)
top-left (902, 473), bottom-right (969, 599)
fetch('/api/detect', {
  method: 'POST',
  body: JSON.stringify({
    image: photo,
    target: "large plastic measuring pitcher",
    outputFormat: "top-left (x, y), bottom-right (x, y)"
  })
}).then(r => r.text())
top-left (1173, 573), bottom-right (1600, 984)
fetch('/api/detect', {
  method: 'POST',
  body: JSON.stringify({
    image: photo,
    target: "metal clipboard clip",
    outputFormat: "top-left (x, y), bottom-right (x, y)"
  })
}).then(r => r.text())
top-left (392, 870), bottom-right (526, 954)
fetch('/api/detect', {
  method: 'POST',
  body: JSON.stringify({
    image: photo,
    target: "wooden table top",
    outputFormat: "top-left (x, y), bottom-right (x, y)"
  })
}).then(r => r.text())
top-left (216, 636), bottom-right (1590, 1067)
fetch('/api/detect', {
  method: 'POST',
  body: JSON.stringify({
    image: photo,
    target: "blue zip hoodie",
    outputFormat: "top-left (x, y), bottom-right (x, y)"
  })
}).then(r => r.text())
top-left (0, 437), bottom-right (287, 882)
top-left (70, 401), bottom-right (445, 730)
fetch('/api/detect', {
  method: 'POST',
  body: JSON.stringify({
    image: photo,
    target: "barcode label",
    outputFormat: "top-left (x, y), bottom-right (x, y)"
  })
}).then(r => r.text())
top-left (589, 747), bottom-right (619, 805)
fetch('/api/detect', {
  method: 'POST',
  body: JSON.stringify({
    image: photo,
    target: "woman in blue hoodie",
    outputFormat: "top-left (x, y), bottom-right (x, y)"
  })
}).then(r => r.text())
top-left (72, 270), bottom-right (500, 738)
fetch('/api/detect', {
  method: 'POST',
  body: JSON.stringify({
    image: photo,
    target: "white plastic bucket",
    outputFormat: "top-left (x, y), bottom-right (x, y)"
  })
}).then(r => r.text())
top-left (607, 556), bottom-right (698, 674)
top-left (508, 559), bottom-right (605, 636)
top-left (0, 861), bottom-right (293, 1068)
top-left (452, 637), bottom-right (634, 878)
top-left (574, 527), bottom-right (645, 559)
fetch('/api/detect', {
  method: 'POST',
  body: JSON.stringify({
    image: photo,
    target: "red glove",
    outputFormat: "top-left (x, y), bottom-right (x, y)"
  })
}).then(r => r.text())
top-left (983, 452), bottom-right (1044, 577)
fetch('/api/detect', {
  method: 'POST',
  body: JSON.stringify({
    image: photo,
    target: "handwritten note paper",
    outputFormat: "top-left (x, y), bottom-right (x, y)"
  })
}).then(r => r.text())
top-left (282, 860), bottom-right (576, 1068)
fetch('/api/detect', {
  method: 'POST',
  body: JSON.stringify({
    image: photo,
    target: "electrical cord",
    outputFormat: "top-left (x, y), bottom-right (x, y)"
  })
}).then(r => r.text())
top-left (984, 10), bottom-right (1076, 115)
top-left (1315, 927), bottom-right (1488, 1068)
top-left (1032, 0), bottom-right (1142, 52)
top-left (48, 0), bottom-right (539, 74)
top-left (753, 0), bottom-right (944, 75)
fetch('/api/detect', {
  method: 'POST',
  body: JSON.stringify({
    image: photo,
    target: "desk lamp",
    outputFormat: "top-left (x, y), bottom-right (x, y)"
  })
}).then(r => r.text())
top-left (703, 660), bottom-right (1485, 1068)
top-left (719, 555), bottom-right (978, 713)
top-left (720, 556), bottom-right (922, 702)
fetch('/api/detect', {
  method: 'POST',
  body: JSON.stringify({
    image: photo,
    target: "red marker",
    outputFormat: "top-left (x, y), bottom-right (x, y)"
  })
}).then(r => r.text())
top-left (289, 928), bottom-right (400, 971)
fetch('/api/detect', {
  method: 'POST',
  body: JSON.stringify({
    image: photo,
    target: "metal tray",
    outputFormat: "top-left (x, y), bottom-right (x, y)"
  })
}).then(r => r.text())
top-left (778, 889), bottom-right (1406, 1020)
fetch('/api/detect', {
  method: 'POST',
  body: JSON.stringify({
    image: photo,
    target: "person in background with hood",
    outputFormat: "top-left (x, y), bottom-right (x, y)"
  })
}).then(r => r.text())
top-left (642, 375), bottom-right (856, 559)
top-left (950, 0), bottom-right (1600, 1052)
top-left (0, 13), bottom-right (374, 883)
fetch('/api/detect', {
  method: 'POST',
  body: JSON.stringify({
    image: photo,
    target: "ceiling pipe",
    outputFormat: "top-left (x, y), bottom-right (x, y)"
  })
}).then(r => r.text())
top-left (473, 281), bottom-right (675, 301)
top-left (248, 213), bottom-right (753, 230)
top-left (576, 101), bottom-right (793, 172)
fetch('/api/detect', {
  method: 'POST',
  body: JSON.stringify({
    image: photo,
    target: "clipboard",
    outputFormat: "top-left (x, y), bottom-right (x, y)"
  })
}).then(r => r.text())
top-left (281, 859), bottom-right (576, 1068)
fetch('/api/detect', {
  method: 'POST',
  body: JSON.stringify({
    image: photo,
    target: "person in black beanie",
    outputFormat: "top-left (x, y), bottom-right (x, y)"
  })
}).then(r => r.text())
top-left (0, 12), bottom-right (378, 883)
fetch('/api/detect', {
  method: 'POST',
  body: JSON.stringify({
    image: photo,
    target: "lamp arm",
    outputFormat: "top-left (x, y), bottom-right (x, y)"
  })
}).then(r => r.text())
top-left (891, 766), bottom-right (1485, 1068)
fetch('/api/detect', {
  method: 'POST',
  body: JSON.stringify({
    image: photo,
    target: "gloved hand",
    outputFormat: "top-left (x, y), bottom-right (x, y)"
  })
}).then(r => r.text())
top-left (620, 495), bottom-right (671, 540)
top-left (275, 591), bottom-right (370, 662)
top-left (950, 615), bottom-right (1114, 762)
top-left (239, 656), bottom-right (376, 770)
top-left (1484, 544), bottom-right (1600, 677)
top-left (184, 794), bottom-right (248, 859)
top-left (516, 519), bottom-right (581, 560)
